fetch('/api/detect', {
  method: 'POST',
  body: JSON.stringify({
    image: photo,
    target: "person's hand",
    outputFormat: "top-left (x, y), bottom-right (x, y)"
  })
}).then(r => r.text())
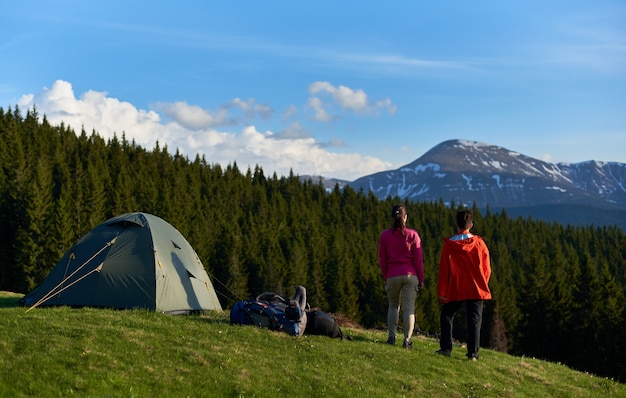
top-left (418, 282), bottom-right (425, 290)
top-left (439, 296), bottom-right (448, 304)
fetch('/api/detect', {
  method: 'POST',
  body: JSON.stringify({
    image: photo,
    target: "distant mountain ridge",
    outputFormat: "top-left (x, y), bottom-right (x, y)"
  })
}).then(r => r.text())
top-left (344, 139), bottom-right (626, 227)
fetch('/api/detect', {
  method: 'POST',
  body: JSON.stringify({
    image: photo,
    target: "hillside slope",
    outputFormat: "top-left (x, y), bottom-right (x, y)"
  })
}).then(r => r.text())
top-left (1, 292), bottom-right (624, 397)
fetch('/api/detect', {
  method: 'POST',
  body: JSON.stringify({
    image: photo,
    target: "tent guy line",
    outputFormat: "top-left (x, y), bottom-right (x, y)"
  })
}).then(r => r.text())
top-left (25, 237), bottom-right (117, 312)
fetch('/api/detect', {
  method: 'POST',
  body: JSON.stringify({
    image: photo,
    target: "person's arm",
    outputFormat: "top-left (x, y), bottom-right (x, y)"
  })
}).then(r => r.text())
top-left (481, 242), bottom-right (491, 282)
top-left (378, 234), bottom-right (388, 279)
top-left (413, 234), bottom-right (425, 288)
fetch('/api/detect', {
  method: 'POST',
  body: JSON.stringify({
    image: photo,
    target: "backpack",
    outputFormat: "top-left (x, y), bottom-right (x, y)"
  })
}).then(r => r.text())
top-left (304, 310), bottom-right (345, 339)
top-left (230, 290), bottom-right (306, 336)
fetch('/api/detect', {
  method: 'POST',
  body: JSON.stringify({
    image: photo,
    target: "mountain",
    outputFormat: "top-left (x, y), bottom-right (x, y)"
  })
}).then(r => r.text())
top-left (299, 175), bottom-right (350, 191)
top-left (348, 139), bottom-right (626, 227)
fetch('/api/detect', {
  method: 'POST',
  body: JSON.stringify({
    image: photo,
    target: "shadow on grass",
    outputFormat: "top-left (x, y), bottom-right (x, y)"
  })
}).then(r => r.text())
top-left (188, 311), bottom-right (231, 325)
top-left (0, 296), bottom-right (22, 308)
top-left (346, 334), bottom-right (374, 343)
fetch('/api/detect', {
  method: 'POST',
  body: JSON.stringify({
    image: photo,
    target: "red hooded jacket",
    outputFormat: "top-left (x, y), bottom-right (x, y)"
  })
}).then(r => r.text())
top-left (438, 231), bottom-right (491, 303)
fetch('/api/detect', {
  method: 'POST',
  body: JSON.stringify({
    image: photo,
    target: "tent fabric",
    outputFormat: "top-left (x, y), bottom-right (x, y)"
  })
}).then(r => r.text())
top-left (21, 212), bottom-right (222, 313)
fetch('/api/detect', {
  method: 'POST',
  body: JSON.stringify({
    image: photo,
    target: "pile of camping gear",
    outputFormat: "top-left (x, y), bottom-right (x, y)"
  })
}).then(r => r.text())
top-left (230, 285), bottom-right (346, 339)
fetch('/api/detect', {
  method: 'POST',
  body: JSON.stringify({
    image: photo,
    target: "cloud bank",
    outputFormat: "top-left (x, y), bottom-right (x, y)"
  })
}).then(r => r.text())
top-left (17, 80), bottom-right (392, 181)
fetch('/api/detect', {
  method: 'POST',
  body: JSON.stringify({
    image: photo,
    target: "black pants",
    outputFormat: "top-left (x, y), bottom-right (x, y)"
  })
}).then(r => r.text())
top-left (439, 300), bottom-right (483, 358)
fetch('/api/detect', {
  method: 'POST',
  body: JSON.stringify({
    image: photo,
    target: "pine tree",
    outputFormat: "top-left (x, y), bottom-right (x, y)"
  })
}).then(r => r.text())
top-left (15, 158), bottom-right (55, 290)
top-left (516, 245), bottom-right (556, 358)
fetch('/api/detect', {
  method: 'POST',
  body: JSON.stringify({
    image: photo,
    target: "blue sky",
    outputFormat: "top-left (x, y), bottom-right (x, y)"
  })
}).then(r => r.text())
top-left (1, 1), bottom-right (625, 180)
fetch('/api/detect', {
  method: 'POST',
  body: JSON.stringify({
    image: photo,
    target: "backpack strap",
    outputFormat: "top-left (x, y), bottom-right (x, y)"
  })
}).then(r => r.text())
top-left (284, 299), bottom-right (303, 321)
top-left (256, 292), bottom-right (287, 305)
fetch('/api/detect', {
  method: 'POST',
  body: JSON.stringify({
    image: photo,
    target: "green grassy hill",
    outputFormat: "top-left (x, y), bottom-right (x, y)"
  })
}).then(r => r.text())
top-left (1, 292), bottom-right (623, 397)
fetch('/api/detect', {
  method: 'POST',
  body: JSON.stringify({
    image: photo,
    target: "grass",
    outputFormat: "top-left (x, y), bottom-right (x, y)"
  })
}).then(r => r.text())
top-left (1, 291), bottom-right (624, 398)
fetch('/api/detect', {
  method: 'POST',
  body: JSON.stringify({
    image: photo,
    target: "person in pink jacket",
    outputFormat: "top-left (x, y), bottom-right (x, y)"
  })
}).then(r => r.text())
top-left (378, 204), bottom-right (425, 349)
top-left (436, 209), bottom-right (491, 360)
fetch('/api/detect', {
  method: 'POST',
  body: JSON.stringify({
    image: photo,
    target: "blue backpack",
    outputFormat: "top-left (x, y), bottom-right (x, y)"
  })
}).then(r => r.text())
top-left (230, 291), bottom-right (305, 336)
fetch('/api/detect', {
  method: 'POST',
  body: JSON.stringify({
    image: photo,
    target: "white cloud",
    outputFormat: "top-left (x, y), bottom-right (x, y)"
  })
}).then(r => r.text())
top-left (156, 101), bottom-right (236, 130)
top-left (307, 96), bottom-right (332, 122)
top-left (272, 121), bottom-right (312, 140)
top-left (155, 97), bottom-right (273, 130)
top-left (310, 81), bottom-right (368, 112)
top-left (281, 104), bottom-right (298, 122)
top-left (225, 97), bottom-right (273, 119)
top-left (17, 80), bottom-right (391, 180)
top-left (541, 153), bottom-right (553, 162)
top-left (307, 81), bottom-right (396, 121)
top-left (19, 80), bottom-right (164, 145)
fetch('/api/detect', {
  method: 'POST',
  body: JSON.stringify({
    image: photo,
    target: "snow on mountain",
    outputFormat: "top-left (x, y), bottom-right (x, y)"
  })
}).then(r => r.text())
top-left (348, 139), bottom-right (626, 212)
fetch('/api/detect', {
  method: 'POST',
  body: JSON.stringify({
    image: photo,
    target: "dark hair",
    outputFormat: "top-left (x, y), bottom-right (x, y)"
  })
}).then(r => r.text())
top-left (391, 204), bottom-right (407, 236)
top-left (455, 209), bottom-right (473, 230)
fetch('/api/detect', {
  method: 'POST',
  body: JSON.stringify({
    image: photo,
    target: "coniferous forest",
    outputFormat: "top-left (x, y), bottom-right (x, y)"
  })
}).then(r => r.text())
top-left (2, 106), bottom-right (625, 382)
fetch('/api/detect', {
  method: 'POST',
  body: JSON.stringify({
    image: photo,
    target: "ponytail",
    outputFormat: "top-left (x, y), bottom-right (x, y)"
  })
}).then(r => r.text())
top-left (390, 204), bottom-right (407, 236)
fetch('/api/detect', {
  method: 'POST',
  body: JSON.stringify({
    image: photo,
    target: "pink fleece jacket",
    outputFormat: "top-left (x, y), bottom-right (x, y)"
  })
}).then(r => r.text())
top-left (378, 227), bottom-right (424, 283)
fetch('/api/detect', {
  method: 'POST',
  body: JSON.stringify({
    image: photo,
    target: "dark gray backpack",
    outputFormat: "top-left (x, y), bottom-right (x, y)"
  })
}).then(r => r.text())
top-left (305, 310), bottom-right (345, 339)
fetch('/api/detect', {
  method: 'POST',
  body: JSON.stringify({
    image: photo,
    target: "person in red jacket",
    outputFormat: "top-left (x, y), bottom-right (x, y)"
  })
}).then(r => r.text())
top-left (436, 209), bottom-right (491, 360)
top-left (378, 204), bottom-right (425, 349)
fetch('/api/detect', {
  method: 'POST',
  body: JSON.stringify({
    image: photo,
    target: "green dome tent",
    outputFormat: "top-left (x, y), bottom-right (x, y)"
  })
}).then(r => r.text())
top-left (21, 212), bottom-right (222, 314)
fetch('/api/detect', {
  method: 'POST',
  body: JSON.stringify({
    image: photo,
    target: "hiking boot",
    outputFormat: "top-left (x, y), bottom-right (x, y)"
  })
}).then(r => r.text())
top-left (402, 340), bottom-right (413, 349)
top-left (386, 336), bottom-right (396, 345)
top-left (435, 349), bottom-right (451, 357)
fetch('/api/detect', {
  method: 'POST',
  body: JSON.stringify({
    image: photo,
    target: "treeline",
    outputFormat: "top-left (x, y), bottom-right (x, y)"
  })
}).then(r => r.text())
top-left (1, 106), bottom-right (625, 381)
